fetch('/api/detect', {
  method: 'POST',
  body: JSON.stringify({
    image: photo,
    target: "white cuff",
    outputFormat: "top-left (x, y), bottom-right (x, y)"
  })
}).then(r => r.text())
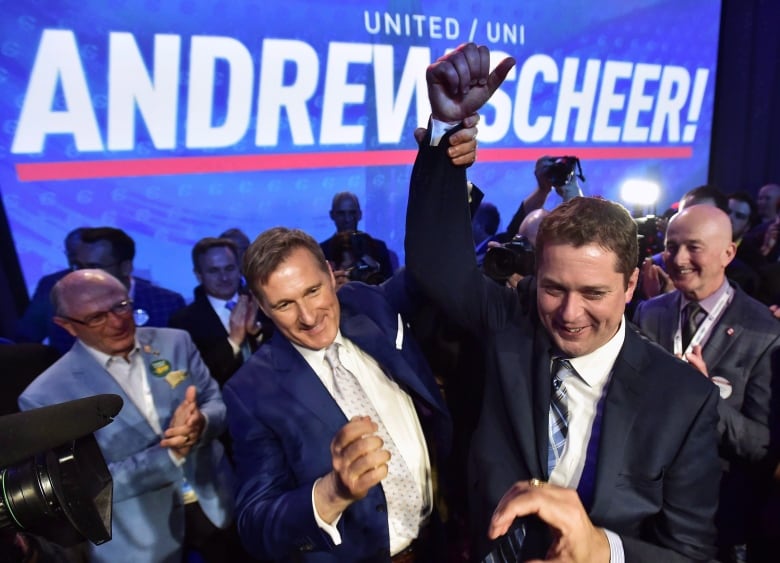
top-left (312, 478), bottom-right (343, 546)
top-left (167, 448), bottom-right (186, 467)
top-left (227, 336), bottom-right (242, 356)
top-left (603, 528), bottom-right (624, 563)
top-left (430, 117), bottom-right (460, 146)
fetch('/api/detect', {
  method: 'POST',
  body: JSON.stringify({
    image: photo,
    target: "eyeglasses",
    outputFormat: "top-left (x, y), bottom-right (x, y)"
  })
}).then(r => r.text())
top-left (59, 299), bottom-right (134, 328)
top-left (729, 211), bottom-right (749, 220)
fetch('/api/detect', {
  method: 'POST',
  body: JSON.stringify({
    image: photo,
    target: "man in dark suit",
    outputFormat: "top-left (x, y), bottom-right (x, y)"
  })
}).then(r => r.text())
top-left (15, 226), bottom-right (85, 347)
top-left (222, 224), bottom-right (473, 562)
top-left (169, 237), bottom-right (265, 387)
top-left (634, 204), bottom-right (780, 561)
top-left (17, 226), bottom-right (186, 354)
top-left (406, 43), bottom-right (721, 562)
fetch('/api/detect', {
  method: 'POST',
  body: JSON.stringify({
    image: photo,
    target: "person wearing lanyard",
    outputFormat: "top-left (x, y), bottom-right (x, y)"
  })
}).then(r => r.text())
top-left (634, 203), bottom-right (780, 563)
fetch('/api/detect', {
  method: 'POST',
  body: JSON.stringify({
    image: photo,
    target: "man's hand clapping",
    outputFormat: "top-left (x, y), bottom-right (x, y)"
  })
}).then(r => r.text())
top-left (161, 385), bottom-right (205, 459)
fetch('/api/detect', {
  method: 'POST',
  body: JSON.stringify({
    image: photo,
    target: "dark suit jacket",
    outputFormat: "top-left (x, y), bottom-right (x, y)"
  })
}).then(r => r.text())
top-left (168, 291), bottom-right (244, 387)
top-left (15, 269), bottom-right (69, 351)
top-left (0, 342), bottom-right (60, 415)
top-left (634, 285), bottom-right (780, 464)
top-left (222, 275), bottom-right (451, 562)
top-left (405, 131), bottom-right (721, 561)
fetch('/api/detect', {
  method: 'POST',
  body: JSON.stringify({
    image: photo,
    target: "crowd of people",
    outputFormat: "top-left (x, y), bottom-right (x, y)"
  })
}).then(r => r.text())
top-left (3, 43), bottom-right (779, 563)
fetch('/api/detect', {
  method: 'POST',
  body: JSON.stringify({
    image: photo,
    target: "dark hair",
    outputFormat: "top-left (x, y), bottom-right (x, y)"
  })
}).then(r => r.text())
top-left (681, 185), bottom-right (728, 212)
top-left (243, 227), bottom-right (329, 300)
top-left (218, 228), bottom-right (251, 246)
top-left (331, 191), bottom-right (360, 211)
top-left (536, 197), bottom-right (638, 287)
top-left (727, 190), bottom-right (759, 226)
top-left (80, 227), bottom-right (135, 262)
top-left (191, 237), bottom-right (239, 272)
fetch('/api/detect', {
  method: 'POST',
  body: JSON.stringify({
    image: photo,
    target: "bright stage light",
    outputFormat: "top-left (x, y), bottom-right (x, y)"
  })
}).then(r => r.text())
top-left (620, 179), bottom-right (660, 207)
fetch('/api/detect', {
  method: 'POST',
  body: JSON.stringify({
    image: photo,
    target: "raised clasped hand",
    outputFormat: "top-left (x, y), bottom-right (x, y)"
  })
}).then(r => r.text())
top-left (426, 43), bottom-right (515, 124)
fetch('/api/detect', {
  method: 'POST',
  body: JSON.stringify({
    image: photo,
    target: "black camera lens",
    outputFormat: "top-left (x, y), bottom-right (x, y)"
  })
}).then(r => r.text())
top-left (0, 434), bottom-right (112, 547)
top-left (483, 236), bottom-right (535, 281)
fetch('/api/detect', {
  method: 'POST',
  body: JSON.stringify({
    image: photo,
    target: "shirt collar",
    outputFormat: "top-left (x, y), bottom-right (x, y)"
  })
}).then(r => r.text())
top-left (80, 338), bottom-right (142, 368)
top-left (679, 277), bottom-right (729, 313)
top-left (565, 317), bottom-right (626, 388)
top-left (206, 292), bottom-right (240, 310)
top-left (292, 331), bottom-right (344, 367)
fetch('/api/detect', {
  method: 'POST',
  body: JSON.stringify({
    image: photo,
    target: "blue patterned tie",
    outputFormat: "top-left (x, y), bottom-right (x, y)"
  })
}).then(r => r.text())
top-left (548, 358), bottom-right (572, 475)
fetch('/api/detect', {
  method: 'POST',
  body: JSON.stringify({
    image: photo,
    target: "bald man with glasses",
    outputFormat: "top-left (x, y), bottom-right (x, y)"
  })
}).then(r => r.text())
top-left (18, 269), bottom-right (237, 563)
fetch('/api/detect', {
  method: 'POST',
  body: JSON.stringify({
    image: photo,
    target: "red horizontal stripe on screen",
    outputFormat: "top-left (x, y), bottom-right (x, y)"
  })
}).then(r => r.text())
top-left (15, 146), bottom-right (693, 182)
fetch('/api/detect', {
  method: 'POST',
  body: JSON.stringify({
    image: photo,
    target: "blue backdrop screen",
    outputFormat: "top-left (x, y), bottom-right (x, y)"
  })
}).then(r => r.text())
top-left (0, 0), bottom-right (721, 299)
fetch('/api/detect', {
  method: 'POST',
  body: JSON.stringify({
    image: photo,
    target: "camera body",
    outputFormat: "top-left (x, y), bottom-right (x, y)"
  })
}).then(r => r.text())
top-left (635, 215), bottom-right (665, 264)
top-left (544, 156), bottom-right (580, 187)
top-left (483, 235), bottom-right (536, 282)
top-left (343, 232), bottom-right (386, 285)
top-left (347, 259), bottom-right (385, 285)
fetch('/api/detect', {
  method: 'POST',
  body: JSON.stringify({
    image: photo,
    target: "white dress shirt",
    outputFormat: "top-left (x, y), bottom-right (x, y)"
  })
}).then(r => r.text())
top-left (83, 340), bottom-right (186, 467)
top-left (294, 332), bottom-right (431, 556)
top-left (207, 292), bottom-right (242, 356)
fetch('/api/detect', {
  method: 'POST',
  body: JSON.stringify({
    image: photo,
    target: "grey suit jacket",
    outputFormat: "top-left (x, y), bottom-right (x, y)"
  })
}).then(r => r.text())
top-left (18, 327), bottom-right (234, 563)
top-left (634, 284), bottom-right (780, 463)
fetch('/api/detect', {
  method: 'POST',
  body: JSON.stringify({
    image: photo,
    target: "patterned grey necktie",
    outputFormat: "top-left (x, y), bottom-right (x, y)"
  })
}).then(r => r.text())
top-left (682, 301), bottom-right (704, 351)
top-left (324, 343), bottom-right (422, 538)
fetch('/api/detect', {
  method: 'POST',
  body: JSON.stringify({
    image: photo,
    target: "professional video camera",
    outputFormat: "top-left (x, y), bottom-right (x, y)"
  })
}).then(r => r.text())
top-left (0, 394), bottom-right (122, 561)
top-left (543, 156), bottom-right (586, 189)
top-left (483, 235), bottom-right (536, 282)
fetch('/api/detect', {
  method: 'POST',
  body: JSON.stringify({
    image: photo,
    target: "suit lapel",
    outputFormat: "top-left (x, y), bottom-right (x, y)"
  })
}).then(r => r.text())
top-left (137, 329), bottom-right (176, 430)
top-left (529, 326), bottom-right (553, 479)
top-left (589, 329), bottom-right (646, 517)
top-left (701, 290), bottom-right (742, 368)
top-left (341, 312), bottom-right (446, 416)
top-left (69, 342), bottom-right (158, 440)
top-left (269, 335), bottom-right (347, 437)
top-left (659, 293), bottom-right (681, 351)
top-left (195, 293), bottom-right (230, 338)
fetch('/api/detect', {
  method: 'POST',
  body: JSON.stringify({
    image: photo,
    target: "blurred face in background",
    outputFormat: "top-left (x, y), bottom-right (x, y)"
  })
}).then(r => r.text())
top-left (727, 198), bottom-right (752, 240)
top-left (757, 184), bottom-right (780, 222)
top-left (330, 196), bottom-right (362, 233)
top-left (196, 246), bottom-right (241, 300)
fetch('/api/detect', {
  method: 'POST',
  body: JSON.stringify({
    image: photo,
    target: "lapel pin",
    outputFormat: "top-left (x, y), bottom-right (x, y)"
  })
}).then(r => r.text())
top-left (726, 327), bottom-right (734, 336)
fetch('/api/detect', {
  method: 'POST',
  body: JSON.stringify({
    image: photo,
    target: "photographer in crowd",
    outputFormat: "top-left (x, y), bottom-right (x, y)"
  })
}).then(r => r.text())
top-left (320, 192), bottom-right (396, 281)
